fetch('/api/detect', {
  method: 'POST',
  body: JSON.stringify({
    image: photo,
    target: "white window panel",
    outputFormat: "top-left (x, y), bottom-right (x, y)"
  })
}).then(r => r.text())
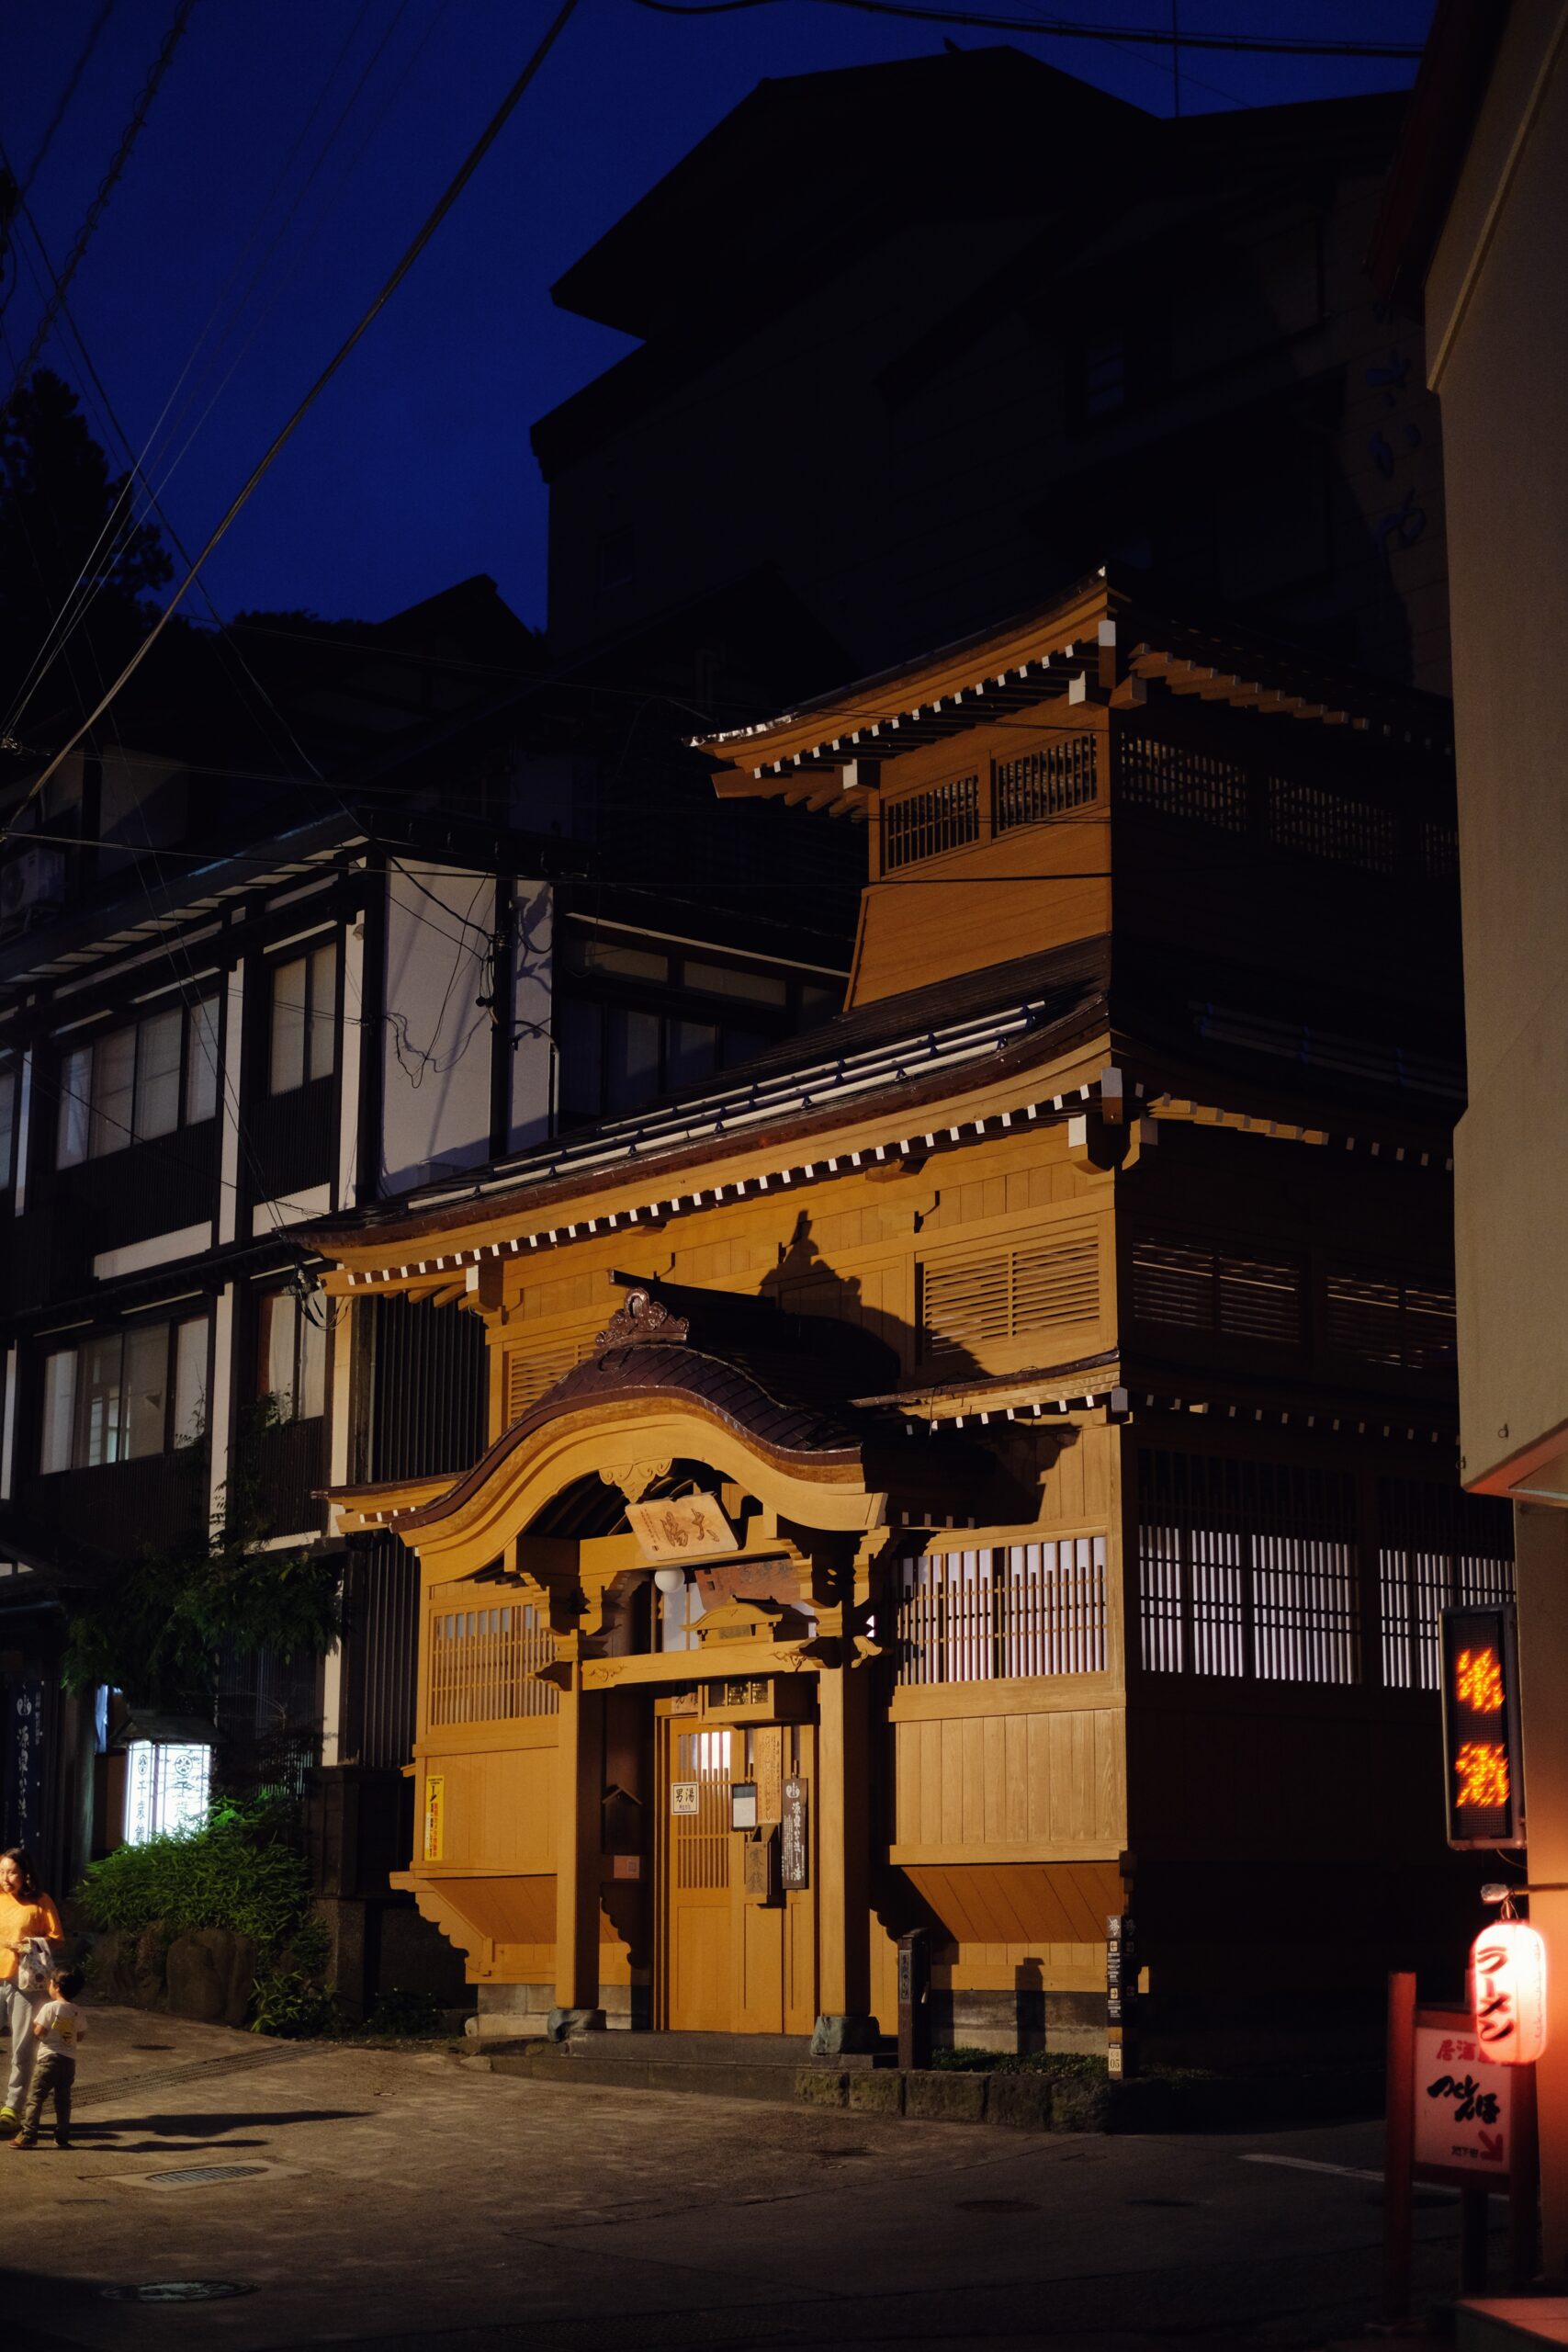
top-left (173, 1317), bottom-right (208, 1448)
top-left (185, 999), bottom-right (220, 1126)
top-left (123, 1324), bottom-right (169, 1460)
top-left (39, 1351), bottom-right (76, 1476)
top-left (135, 1008), bottom-right (183, 1142)
top-left (90, 1026), bottom-right (135, 1159)
top-left (57, 1046), bottom-right (91, 1168)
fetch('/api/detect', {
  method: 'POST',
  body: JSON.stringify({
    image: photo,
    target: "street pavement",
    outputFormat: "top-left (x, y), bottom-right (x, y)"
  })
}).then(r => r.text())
top-left (0, 2007), bottom-right (1477, 2351)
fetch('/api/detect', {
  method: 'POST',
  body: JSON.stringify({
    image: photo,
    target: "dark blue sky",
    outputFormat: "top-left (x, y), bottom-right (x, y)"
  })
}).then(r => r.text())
top-left (1, 1), bottom-right (1435, 633)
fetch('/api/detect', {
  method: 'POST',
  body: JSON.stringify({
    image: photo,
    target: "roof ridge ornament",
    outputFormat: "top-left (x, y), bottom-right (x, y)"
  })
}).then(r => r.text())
top-left (594, 1286), bottom-right (690, 1349)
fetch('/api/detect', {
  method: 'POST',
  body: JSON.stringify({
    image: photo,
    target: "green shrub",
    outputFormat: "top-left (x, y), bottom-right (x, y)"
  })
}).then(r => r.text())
top-left (75, 1797), bottom-right (310, 1951)
top-left (363, 1987), bottom-right (444, 2039)
top-left (251, 1965), bottom-right (338, 2040)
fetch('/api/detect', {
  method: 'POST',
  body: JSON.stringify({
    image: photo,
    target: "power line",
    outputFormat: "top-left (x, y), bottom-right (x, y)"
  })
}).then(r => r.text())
top-left (17, 0), bottom-right (121, 202)
top-left (0, 0), bottom-right (583, 854)
top-left (7, 0), bottom-right (200, 399)
top-left (628, 0), bottom-right (1424, 53)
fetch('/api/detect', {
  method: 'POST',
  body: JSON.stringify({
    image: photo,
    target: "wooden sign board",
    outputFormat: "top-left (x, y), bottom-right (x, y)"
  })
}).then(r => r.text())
top-left (670, 1781), bottom-right (699, 1816)
top-left (626, 1494), bottom-right (738, 1562)
top-left (743, 1830), bottom-right (780, 1903)
top-left (781, 1775), bottom-right (809, 1890)
top-left (423, 1774), bottom-right (445, 1862)
top-left (754, 1727), bottom-right (783, 1825)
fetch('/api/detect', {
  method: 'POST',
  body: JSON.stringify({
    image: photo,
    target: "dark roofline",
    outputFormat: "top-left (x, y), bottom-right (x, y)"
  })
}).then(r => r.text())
top-left (1366, 0), bottom-right (1509, 314)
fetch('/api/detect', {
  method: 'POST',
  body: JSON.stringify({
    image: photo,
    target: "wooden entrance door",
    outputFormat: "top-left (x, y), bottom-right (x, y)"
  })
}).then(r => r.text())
top-left (660, 1723), bottom-right (734, 2030)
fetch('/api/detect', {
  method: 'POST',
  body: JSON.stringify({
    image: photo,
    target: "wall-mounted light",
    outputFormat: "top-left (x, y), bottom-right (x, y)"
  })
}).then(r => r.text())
top-left (653, 1567), bottom-right (686, 1597)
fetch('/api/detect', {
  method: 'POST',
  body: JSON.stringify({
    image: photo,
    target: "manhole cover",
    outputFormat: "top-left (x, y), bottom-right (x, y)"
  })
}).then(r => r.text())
top-left (954, 2197), bottom-right (1039, 2214)
top-left (100, 2281), bottom-right (255, 2304)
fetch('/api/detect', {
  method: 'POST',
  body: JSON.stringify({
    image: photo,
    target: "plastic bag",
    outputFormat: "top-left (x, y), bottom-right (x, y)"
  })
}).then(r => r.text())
top-left (15, 1939), bottom-right (54, 1998)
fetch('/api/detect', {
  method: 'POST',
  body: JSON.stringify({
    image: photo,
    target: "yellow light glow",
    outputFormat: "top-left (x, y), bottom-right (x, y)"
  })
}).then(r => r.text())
top-left (1455, 1740), bottom-right (1510, 1811)
top-left (1456, 1647), bottom-right (1505, 1714)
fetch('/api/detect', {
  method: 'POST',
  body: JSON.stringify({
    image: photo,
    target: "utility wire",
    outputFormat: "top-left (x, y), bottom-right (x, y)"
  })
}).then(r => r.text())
top-left (7, 0), bottom-right (199, 397)
top-left (0, 0), bottom-right (583, 852)
top-left (628, 0), bottom-right (1423, 52)
top-left (17, 0), bottom-right (121, 202)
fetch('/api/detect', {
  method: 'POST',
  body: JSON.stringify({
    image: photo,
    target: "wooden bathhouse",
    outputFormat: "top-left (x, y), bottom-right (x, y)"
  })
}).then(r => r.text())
top-left (311, 569), bottom-right (1509, 2055)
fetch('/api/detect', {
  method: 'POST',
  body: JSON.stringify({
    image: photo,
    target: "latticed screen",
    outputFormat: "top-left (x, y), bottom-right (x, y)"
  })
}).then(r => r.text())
top-left (919, 1231), bottom-right (1099, 1358)
top-left (1119, 737), bottom-right (1248, 831)
top-left (1136, 1452), bottom-right (1359, 1685)
top-left (1378, 1479), bottom-right (1516, 1691)
top-left (1324, 1272), bottom-right (1456, 1374)
top-left (1268, 778), bottom-right (1398, 872)
top-left (429, 1602), bottom-right (558, 1724)
top-left (674, 1729), bottom-right (731, 1889)
top-left (994, 735), bottom-right (1097, 831)
top-left (882, 775), bottom-right (980, 869)
top-left (894, 1541), bottom-right (1107, 1684)
top-left (1136, 1453), bottom-right (1516, 1690)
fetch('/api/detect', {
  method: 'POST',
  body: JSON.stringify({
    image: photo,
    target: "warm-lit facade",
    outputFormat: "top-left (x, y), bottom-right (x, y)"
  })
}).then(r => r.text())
top-left (311, 571), bottom-right (1506, 2053)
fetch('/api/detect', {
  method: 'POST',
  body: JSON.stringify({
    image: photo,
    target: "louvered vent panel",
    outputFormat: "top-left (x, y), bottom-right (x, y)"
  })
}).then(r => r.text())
top-left (1404, 1283), bottom-right (1457, 1372)
top-left (1325, 1275), bottom-right (1404, 1366)
top-left (922, 1255), bottom-right (1012, 1353)
top-left (1131, 1240), bottom-right (1214, 1329)
top-left (1216, 1256), bottom-right (1302, 1345)
top-left (505, 1334), bottom-right (593, 1424)
top-left (921, 1232), bottom-right (1100, 1358)
top-left (1012, 1237), bottom-right (1099, 1330)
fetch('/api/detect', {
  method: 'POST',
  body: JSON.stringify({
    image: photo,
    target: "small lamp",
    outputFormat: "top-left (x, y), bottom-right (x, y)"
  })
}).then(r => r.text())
top-left (653, 1567), bottom-right (686, 1597)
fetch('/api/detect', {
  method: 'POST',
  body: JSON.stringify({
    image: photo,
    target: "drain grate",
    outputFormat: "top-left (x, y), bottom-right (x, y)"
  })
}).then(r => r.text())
top-left (149, 2165), bottom-right (271, 2187)
top-left (100, 2281), bottom-right (255, 2303)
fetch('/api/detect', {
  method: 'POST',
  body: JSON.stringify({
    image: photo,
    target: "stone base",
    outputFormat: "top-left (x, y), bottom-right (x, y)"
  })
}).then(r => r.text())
top-left (810, 2013), bottom-right (881, 2057)
top-left (469, 1982), bottom-right (646, 2039)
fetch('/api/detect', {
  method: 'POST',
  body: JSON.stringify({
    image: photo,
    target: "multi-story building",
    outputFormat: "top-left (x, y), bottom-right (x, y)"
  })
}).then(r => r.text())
top-left (309, 570), bottom-right (1505, 2056)
top-left (0, 579), bottom-right (854, 2009)
top-left (1370, 0), bottom-right (1568, 2314)
top-left (536, 47), bottom-right (1449, 694)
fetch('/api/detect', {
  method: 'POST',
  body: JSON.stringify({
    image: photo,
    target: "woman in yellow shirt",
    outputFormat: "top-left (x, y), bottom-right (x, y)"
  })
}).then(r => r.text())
top-left (0, 1849), bottom-right (62, 2133)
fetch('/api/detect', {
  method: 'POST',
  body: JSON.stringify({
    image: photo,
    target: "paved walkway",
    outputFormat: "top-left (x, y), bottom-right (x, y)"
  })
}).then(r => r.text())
top-left (0, 2007), bottom-right (1481, 2351)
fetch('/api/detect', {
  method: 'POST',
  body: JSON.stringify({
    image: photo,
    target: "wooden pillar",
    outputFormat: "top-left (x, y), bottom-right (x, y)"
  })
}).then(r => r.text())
top-left (813, 1652), bottom-right (875, 2052)
top-left (550, 1656), bottom-right (604, 2034)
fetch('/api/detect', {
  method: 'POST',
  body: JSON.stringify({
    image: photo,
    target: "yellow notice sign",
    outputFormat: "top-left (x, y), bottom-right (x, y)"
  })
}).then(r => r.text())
top-left (423, 1775), bottom-right (445, 1861)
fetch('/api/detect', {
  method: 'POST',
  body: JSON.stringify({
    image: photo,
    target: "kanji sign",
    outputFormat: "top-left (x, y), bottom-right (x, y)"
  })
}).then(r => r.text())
top-left (1413, 2020), bottom-right (1515, 2182)
top-left (1439, 1605), bottom-right (1525, 1848)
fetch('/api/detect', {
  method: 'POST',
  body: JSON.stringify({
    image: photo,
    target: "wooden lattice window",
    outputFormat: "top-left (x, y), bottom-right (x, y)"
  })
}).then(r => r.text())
top-left (1324, 1272), bottom-right (1456, 1373)
top-left (1136, 1452), bottom-right (1359, 1685)
top-left (1119, 737), bottom-right (1248, 831)
top-left (994, 735), bottom-right (1097, 831)
top-left (1130, 1237), bottom-right (1302, 1348)
top-left (1377, 1479), bottom-right (1515, 1691)
top-left (428, 1601), bottom-right (558, 1724)
top-left (883, 775), bottom-right (980, 869)
top-left (504, 1332), bottom-right (594, 1424)
top-left (895, 1541), bottom-right (1107, 1683)
top-left (919, 1231), bottom-right (1099, 1359)
top-left (1268, 778), bottom-right (1398, 873)
top-left (1421, 820), bottom-right (1460, 880)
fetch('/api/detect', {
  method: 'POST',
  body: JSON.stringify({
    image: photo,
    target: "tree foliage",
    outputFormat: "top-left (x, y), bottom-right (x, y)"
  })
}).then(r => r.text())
top-left (61, 1441), bottom-right (341, 1711)
top-left (0, 367), bottom-right (173, 720)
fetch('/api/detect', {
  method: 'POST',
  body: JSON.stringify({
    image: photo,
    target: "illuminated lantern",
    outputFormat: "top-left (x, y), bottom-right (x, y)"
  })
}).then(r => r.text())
top-left (1472, 1917), bottom-right (1549, 2065)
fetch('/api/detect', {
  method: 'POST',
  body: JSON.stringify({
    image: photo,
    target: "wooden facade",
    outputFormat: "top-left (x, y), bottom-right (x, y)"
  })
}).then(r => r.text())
top-left (311, 574), bottom-right (1505, 2053)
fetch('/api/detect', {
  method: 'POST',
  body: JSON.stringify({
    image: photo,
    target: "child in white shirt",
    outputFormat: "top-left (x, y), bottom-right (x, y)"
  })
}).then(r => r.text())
top-left (11, 1965), bottom-right (85, 2150)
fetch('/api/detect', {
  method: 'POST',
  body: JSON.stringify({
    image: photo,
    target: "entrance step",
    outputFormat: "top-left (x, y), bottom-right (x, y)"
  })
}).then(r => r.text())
top-left (467, 2028), bottom-right (892, 2108)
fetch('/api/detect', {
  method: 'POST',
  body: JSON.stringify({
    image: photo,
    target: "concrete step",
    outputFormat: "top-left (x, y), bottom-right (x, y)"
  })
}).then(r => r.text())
top-left (464, 2027), bottom-right (894, 2107)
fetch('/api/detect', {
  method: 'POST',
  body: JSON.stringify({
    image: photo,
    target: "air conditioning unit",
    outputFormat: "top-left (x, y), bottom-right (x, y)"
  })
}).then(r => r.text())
top-left (0, 846), bottom-right (67, 928)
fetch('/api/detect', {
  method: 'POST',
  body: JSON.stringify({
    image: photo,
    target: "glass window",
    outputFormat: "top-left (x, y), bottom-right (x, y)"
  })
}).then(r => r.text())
top-left (309, 944), bottom-right (337, 1080)
top-left (134, 1008), bottom-right (183, 1142)
top-left (558, 997), bottom-right (604, 1125)
top-left (173, 1317), bottom-right (208, 1449)
top-left (270, 943), bottom-right (336, 1094)
top-left (56, 1046), bottom-right (90, 1168)
top-left (123, 1324), bottom-right (169, 1460)
top-left (89, 1024), bottom-right (135, 1159)
top-left (81, 1335), bottom-right (125, 1468)
top-left (721, 1025), bottom-right (770, 1070)
top-left (605, 1007), bottom-right (660, 1114)
top-left (668, 1020), bottom-right (716, 1091)
top-left (39, 1351), bottom-right (75, 1475)
top-left (269, 958), bottom-right (307, 1094)
top-left (257, 1287), bottom-right (327, 1420)
top-left (682, 959), bottom-right (787, 1006)
top-left (0, 1067), bottom-right (14, 1189)
top-left (798, 983), bottom-right (840, 1025)
top-left (299, 1298), bottom-right (326, 1419)
top-left (185, 999), bottom-right (220, 1126)
top-left (568, 937), bottom-right (668, 984)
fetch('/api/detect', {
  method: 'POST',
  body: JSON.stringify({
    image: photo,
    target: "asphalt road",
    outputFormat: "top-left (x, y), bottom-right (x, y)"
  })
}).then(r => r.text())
top-left (1, 2008), bottom-right (1475, 2352)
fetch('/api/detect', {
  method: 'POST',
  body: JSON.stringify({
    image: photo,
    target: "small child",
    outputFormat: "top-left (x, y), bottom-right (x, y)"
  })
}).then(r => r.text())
top-left (11, 1965), bottom-right (85, 2151)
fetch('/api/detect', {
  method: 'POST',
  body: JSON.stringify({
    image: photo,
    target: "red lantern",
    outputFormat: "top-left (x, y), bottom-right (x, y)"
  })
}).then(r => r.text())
top-left (1472, 1917), bottom-right (1549, 2065)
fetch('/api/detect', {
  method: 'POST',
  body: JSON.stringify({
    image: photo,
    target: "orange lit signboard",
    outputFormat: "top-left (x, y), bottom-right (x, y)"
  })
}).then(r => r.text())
top-left (1439, 1606), bottom-right (1524, 1849)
